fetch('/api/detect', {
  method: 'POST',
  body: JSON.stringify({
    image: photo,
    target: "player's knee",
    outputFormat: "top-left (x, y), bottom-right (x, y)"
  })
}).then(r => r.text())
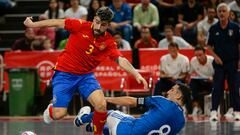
top-left (94, 100), bottom-right (106, 112)
top-left (53, 108), bottom-right (67, 120)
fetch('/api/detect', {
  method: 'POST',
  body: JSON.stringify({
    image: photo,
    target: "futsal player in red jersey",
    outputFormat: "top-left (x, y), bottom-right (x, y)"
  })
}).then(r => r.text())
top-left (24, 7), bottom-right (147, 135)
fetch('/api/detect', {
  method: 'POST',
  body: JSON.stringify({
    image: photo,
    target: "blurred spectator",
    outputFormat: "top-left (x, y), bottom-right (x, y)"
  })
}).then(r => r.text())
top-left (158, 25), bottom-right (192, 49)
top-left (80, 0), bottom-right (91, 8)
top-left (154, 42), bottom-right (189, 96)
top-left (57, 38), bottom-right (68, 50)
top-left (197, 5), bottom-right (218, 47)
top-left (12, 28), bottom-right (35, 51)
top-left (31, 39), bottom-right (44, 51)
top-left (113, 31), bottom-right (131, 50)
top-left (43, 38), bottom-right (54, 51)
top-left (189, 46), bottom-right (214, 116)
top-left (59, 0), bottom-right (70, 10)
top-left (44, 0), bottom-right (65, 19)
top-left (109, 0), bottom-right (132, 42)
top-left (124, 0), bottom-right (141, 8)
top-left (207, 3), bottom-right (240, 121)
top-left (133, 0), bottom-right (160, 42)
top-left (228, 0), bottom-right (240, 23)
top-left (0, 0), bottom-right (15, 23)
top-left (43, 0), bottom-right (68, 49)
top-left (156, 0), bottom-right (183, 30)
top-left (64, 0), bottom-right (88, 20)
top-left (134, 27), bottom-right (158, 48)
top-left (87, 0), bottom-right (101, 21)
top-left (206, 0), bottom-right (220, 9)
top-left (175, 0), bottom-right (204, 45)
top-left (34, 15), bottom-right (56, 48)
top-left (229, 10), bottom-right (240, 24)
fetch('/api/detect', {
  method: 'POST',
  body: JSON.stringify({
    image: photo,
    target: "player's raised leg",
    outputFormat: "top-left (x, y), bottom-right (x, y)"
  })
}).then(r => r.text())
top-left (87, 90), bottom-right (107, 135)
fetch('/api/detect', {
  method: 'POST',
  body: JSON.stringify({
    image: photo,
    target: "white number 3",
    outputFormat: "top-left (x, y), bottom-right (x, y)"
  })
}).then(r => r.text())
top-left (148, 124), bottom-right (171, 135)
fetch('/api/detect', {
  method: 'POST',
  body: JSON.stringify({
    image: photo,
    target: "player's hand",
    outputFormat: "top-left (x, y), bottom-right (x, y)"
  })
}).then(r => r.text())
top-left (135, 74), bottom-right (148, 89)
top-left (214, 56), bottom-right (223, 65)
top-left (23, 17), bottom-right (34, 27)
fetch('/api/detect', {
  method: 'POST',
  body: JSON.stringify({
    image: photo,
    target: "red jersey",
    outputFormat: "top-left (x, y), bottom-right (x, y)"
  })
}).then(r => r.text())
top-left (55, 19), bottom-right (122, 74)
top-left (134, 37), bottom-right (158, 48)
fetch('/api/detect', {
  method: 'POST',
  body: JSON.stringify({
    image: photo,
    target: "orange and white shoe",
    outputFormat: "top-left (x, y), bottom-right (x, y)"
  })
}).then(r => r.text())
top-left (43, 104), bottom-right (53, 124)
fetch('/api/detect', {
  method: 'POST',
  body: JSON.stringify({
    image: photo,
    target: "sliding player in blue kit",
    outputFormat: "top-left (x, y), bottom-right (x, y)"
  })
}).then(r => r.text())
top-left (74, 82), bottom-right (191, 135)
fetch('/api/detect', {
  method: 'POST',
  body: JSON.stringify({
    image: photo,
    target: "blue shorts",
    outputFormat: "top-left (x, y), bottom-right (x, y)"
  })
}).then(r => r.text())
top-left (52, 71), bottom-right (102, 107)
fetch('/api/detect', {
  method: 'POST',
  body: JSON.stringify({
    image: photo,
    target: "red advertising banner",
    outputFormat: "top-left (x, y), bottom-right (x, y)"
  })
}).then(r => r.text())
top-left (4, 50), bottom-right (132, 93)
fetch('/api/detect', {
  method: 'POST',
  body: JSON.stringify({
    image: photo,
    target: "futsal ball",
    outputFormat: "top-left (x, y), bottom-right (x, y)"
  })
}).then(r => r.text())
top-left (21, 131), bottom-right (37, 135)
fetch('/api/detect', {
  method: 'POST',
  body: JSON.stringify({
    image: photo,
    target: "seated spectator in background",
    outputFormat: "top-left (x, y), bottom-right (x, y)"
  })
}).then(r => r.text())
top-left (175, 0), bottom-right (204, 45)
top-left (134, 27), bottom-right (158, 48)
top-left (109, 0), bottom-right (132, 42)
top-left (228, 0), bottom-right (240, 24)
top-left (43, 0), bottom-right (68, 49)
top-left (133, 0), bottom-right (160, 42)
top-left (197, 5), bottom-right (218, 47)
top-left (80, 0), bottom-right (91, 8)
top-left (34, 15), bottom-right (56, 48)
top-left (158, 25), bottom-right (192, 49)
top-left (229, 10), bottom-right (240, 24)
top-left (57, 38), bottom-right (68, 50)
top-left (206, 0), bottom-right (220, 9)
top-left (43, 38), bottom-right (54, 52)
top-left (154, 42), bottom-right (189, 97)
top-left (43, 0), bottom-right (65, 19)
top-left (156, 0), bottom-right (183, 30)
top-left (31, 39), bottom-right (44, 51)
top-left (188, 46), bottom-right (214, 116)
top-left (124, 0), bottom-right (141, 8)
top-left (64, 0), bottom-right (88, 20)
top-left (113, 31), bottom-right (131, 50)
top-left (12, 28), bottom-right (35, 51)
top-left (87, 0), bottom-right (101, 21)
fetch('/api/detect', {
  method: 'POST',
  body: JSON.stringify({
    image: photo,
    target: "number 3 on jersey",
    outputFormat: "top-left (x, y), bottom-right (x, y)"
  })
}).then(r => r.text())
top-left (86, 44), bottom-right (94, 54)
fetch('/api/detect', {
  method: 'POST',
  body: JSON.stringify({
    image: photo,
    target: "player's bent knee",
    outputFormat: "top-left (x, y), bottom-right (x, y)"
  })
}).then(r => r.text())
top-left (53, 108), bottom-right (67, 120)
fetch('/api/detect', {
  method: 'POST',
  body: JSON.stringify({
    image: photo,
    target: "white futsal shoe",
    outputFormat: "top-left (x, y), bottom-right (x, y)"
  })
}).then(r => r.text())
top-left (43, 104), bottom-right (53, 124)
top-left (74, 106), bottom-right (91, 127)
top-left (210, 110), bottom-right (218, 121)
top-left (234, 112), bottom-right (240, 121)
top-left (224, 108), bottom-right (234, 119)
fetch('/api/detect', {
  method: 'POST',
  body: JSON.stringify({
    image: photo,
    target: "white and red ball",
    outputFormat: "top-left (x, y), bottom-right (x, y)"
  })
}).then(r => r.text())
top-left (21, 131), bottom-right (37, 135)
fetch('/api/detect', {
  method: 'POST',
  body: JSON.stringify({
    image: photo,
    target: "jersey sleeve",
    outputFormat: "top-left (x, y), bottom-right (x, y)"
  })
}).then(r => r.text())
top-left (106, 40), bottom-right (122, 61)
top-left (64, 18), bottom-right (85, 33)
top-left (144, 96), bottom-right (158, 109)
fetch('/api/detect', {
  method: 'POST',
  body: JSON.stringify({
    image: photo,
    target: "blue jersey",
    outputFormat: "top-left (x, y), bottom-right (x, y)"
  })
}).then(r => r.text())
top-left (207, 21), bottom-right (240, 62)
top-left (116, 96), bottom-right (185, 135)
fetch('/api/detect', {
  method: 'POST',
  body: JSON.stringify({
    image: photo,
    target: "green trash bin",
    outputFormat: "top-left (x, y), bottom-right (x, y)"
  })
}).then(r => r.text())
top-left (8, 68), bottom-right (36, 116)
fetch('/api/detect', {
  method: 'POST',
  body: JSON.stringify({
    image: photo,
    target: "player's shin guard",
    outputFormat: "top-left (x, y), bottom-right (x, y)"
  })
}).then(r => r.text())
top-left (92, 110), bottom-right (107, 135)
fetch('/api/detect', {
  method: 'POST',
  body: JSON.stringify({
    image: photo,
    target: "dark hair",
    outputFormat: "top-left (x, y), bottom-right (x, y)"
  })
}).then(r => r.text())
top-left (176, 82), bottom-right (192, 113)
top-left (96, 6), bottom-right (114, 22)
top-left (168, 42), bottom-right (179, 49)
top-left (113, 31), bottom-right (122, 37)
top-left (164, 25), bottom-right (174, 31)
top-left (194, 45), bottom-right (205, 53)
top-left (48, 0), bottom-right (60, 19)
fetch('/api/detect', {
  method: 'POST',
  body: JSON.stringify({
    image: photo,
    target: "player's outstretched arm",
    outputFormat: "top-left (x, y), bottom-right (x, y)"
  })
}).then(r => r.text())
top-left (105, 96), bottom-right (137, 107)
top-left (116, 56), bottom-right (148, 89)
top-left (23, 17), bottom-right (65, 28)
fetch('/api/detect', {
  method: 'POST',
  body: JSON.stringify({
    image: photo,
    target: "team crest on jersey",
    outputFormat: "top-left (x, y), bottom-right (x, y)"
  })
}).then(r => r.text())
top-left (228, 30), bottom-right (233, 36)
top-left (99, 42), bottom-right (106, 50)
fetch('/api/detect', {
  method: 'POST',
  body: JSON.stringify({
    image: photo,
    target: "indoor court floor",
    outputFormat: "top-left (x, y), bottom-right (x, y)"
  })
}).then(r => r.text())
top-left (0, 116), bottom-right (240, 135)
